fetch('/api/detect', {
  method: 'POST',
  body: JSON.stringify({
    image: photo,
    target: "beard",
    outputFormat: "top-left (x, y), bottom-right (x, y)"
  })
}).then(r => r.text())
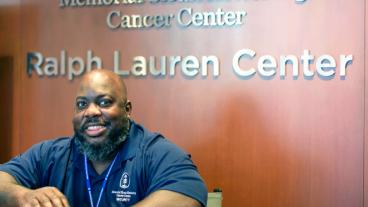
top-left (74, 117), bottom-right (130, 162)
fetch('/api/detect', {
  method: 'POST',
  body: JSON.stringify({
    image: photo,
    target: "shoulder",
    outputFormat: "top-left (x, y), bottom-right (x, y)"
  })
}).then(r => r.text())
top-left (130, 121), bottom-right (187, 157)
top-left (30, 137), bottom-right (72, 151)
top-left (26, 137), bottom-right (73, 159)
top-left (0, 137), bottom-right (73, 188)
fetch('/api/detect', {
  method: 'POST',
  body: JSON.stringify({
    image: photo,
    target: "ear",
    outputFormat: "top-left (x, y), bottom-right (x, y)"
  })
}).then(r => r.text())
top-left (125, 100), bottom-right (132, 116)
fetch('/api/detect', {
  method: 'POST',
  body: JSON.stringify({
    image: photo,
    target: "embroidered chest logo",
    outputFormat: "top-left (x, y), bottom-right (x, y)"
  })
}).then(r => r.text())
top-left (120, 172), bottom-right (130, 189)
top-left (112, 172), bottom-right (137, 203)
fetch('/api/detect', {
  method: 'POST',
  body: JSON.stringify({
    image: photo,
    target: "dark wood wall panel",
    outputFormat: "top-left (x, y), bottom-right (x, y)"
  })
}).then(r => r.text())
top-left (0, 1), bottom-right (21, 159)
top-left (0, 57), bottom-right (13, 163)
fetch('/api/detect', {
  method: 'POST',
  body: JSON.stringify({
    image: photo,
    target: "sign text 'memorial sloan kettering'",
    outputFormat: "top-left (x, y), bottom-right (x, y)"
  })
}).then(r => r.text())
top-left (59, 0), bottom-right (247, 29)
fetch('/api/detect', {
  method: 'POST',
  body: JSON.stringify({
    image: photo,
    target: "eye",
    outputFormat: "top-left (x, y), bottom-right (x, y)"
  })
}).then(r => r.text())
top-left (98, 99), bottom-right (113, 108)
top-left (76, 100), bottom-right (88, 110)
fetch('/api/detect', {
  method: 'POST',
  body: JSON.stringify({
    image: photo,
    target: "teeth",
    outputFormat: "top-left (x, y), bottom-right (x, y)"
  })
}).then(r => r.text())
top-left (87, 125), bottom-right (104, 130)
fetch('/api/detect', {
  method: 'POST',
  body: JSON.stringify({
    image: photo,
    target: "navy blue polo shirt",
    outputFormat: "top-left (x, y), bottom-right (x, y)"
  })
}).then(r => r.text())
top-left (0, 122), bottom-right (208, 206)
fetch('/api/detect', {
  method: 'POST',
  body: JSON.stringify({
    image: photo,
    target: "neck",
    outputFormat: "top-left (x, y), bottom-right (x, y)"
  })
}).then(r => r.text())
top-left (91, 159), bottom-right (112, 175)
top-left (88, 150), bottom-right (119, 174)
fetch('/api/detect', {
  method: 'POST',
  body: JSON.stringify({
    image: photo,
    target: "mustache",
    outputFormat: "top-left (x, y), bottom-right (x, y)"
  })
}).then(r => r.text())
top-left (81, 117), bottom-right (109, 130)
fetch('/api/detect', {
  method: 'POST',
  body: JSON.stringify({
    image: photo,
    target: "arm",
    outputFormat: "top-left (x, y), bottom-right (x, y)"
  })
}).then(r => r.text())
top-left (0, 140), bottom-right (71, 206)
top-left (140, 136), bottom-right (208, 207)
top-left (133, 190), bottom-right (202, 207)
top-left (0, 171), bottom-right (70, 207)
top-left (0, 171), bottom-right (28, 206)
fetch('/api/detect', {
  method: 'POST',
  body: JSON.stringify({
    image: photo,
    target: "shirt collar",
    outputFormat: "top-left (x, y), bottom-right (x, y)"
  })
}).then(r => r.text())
top-left (117, 120), bottom-right (140, 164)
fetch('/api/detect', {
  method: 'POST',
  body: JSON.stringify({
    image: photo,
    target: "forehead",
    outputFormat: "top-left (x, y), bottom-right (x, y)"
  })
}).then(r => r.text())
top-left (77, 73), bottom-right (123, 98)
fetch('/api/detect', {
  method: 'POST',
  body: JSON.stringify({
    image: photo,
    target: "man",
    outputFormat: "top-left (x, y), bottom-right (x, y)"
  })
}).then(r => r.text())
top-left (0, 69), bottom-right (207, 207)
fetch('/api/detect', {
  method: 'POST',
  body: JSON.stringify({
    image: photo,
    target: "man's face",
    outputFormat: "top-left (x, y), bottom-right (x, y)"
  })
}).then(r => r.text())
top-left (72, 72), bottom-right (131, 161)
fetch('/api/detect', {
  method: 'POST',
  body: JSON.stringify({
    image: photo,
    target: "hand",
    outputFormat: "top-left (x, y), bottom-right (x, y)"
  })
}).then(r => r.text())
top-left (17, 187), bottom-right (69, 207)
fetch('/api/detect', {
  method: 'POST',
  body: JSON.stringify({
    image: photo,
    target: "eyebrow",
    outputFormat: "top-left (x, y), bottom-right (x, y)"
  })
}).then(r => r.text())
top-left (75, 94), bottom-right (112, 100)
top-left (76, 96), bottom-right (86, 100)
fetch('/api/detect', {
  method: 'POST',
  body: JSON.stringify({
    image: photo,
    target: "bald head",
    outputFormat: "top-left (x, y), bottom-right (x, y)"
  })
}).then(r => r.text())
top-left (78, 69), bottom-right (128, 102)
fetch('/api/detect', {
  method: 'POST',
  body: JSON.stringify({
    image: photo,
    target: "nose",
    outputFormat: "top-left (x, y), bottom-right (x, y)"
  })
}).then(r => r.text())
top-left (83, 103), bottom-right (102, 118)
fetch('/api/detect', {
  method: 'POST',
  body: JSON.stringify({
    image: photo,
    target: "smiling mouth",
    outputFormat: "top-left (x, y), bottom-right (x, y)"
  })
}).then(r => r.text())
top-left (84, 125), bottom-right (107, 137)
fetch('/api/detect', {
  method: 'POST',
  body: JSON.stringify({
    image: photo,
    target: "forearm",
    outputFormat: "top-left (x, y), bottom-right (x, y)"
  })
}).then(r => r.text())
top-left (133, 190), bottom-right (202, 207)
top-left (0, 171), bottom-right (70, 207)
top-left (0, 172), bottom-right (29, 207)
